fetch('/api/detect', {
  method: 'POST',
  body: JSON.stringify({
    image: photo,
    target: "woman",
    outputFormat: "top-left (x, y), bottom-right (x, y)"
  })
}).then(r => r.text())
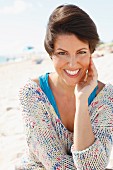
top-left (18, 4), bottom-right (113, 170)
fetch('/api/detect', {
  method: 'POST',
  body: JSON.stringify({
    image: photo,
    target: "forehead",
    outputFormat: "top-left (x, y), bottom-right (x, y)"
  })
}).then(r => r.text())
top-left (54, 34), bottom-right (89, 50)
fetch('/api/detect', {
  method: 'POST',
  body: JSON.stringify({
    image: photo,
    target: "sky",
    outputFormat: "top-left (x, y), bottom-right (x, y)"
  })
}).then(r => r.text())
top-left (0, 0), bottom-right (113, 55)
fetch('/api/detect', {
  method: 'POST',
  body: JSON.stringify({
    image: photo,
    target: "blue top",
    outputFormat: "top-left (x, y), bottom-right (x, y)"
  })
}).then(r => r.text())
top-left (39, 73), bottom-right (98, 119)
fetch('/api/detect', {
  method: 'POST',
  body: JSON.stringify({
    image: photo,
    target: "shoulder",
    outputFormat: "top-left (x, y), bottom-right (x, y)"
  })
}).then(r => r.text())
top-left (32, 73), bottom-right (49, 86)
top-left (19, 78), bottom-right (49, 117)
top-left (96, 81), bottom-right (113, 101)
top-left (32, 78), bottom-right (39, 86)
top-left (19, 79), bottom-right (41, 107)
top-left (92, 81), bottom-right (113, 129)
top-left (19, 79), bottom-right (37, 101)
top-left (96, 81), bottom-right (105, 95)
top-left (95, 81), bottom-right (113, 113)
top-left (97, 80), bottom-right (113, 96)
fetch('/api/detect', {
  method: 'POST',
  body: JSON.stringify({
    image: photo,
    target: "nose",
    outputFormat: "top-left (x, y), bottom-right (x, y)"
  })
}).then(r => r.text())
top-left (68, 56), bottom-right (78, 67)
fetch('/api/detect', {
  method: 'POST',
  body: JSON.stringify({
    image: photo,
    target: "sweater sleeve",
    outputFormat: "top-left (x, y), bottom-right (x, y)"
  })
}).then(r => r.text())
top-left (71, 93), bottom-right (113, 169)
top-left (19, 80), bottom-right (76, 170)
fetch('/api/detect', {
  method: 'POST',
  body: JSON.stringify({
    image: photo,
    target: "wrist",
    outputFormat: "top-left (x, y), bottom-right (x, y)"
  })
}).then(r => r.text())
top-left (76, 96), bottom-right (88, 105)
top-left (76, 91), bottom-right (89, 100)
top-left (76, 98), bottom-right (88, 113)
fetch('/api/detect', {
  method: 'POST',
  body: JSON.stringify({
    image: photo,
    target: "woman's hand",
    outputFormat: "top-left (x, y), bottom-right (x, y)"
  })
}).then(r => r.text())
top-left (74, 57), bottom-right (96, 151)
top-left (75, 57), bottom-right (98, 100)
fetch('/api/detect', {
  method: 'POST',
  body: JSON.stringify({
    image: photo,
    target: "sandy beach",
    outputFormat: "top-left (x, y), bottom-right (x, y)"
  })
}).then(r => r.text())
top-left (0, 54), bottom-right (113, 170)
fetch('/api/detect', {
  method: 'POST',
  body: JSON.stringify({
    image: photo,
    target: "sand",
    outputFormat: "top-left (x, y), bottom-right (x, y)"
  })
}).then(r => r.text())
top-left (0, 54), bottom-right (113, 169)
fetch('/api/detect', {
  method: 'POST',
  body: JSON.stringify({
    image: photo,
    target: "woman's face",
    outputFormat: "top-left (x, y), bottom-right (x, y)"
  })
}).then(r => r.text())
top-left (51, 34), bottom-right (91, 87)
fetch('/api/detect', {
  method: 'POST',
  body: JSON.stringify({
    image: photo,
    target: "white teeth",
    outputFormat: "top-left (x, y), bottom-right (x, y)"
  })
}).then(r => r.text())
top-left (65, 69), bottom-right (79, 75)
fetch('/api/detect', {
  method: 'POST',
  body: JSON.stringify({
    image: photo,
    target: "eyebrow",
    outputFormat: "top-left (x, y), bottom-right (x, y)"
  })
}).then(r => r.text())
top-left (56, 48), bottom-right (88, 52)
top-left (77, 48), bottom-right (89, 52)
top-left (56, 48), bottom-right (68, 52)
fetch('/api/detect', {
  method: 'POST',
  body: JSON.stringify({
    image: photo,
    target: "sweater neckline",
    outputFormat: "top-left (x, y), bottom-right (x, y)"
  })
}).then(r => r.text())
top-left (30, 79), bottom-right (112, 133)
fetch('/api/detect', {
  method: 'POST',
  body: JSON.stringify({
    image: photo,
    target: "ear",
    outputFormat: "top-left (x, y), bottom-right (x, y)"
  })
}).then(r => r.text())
top-left (50, 55), bottom-right (52, 59)
top-left (50, 53), bottom-right (54, 59)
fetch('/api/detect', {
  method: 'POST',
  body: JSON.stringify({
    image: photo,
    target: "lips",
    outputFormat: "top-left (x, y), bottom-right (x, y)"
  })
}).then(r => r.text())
top-left (65, 69), bottom-right (80, 76)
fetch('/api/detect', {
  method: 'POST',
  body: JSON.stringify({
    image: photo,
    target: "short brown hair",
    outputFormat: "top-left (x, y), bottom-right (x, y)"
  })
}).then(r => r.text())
top-left (44, 4), bottom-right (100, 55)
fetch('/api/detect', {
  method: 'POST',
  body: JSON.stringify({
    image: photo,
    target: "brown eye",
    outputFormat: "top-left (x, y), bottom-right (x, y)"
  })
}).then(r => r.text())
top-left (57, 52), bottom-right (66, 55)
top-left (79, 51), bottom-right (87, 54)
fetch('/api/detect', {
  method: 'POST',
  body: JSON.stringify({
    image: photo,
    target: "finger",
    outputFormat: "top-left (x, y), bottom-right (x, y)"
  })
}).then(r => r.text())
top-left (88, 58), bottom-right (97, 77)
top-left (90, 58), bottom-right (98, 79)
top-left (86, 59), bottom-right (98, 87)
top-left (84, 72), bottom-right (88, 82)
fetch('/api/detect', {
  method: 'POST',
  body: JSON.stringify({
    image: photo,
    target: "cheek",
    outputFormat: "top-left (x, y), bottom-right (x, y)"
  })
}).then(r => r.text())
top-left (52, 58), bottom-right (66, 69)
top-left (82, 57), bottom-right (90, 69)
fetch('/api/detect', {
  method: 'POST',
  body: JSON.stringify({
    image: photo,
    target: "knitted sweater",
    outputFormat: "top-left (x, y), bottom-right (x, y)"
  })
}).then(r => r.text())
top-left (19, 79), bottom-right (113, 170)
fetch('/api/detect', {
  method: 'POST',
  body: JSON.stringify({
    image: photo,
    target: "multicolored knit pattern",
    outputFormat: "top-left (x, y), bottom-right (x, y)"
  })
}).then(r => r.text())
top-left (19, 79), bottom-right (113, 170)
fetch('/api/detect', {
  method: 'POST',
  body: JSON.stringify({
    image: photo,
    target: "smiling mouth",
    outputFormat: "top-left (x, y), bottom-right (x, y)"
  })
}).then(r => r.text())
top-left (64, 69), bottom-right (80, 76)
